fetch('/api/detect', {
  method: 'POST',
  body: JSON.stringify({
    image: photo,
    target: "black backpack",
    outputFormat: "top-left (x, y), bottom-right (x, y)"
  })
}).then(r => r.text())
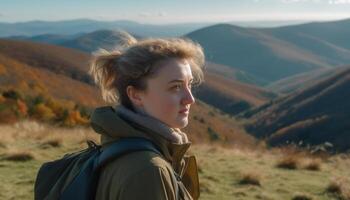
top-left (34, 137), bottom-right (161, 200)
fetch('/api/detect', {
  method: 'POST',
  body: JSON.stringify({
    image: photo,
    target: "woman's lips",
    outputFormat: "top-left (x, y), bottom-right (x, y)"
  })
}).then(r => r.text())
top-left (179, 108), bottom-right (189, 114)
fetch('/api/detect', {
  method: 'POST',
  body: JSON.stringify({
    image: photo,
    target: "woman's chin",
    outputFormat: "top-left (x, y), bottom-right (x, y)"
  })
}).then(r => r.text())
top-left (173, 117), bottom-right (188, 129)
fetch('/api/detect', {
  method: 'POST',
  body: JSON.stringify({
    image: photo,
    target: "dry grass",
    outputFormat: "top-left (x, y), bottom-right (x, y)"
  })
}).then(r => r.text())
top-left (326, 177), bottom-right (350, 200)
top-left (39, 138), bottom-right (63, 149)
top-left (0, 120), bottom-right (99, 154)
top-left (1, 150), bottom-right (35, 162)
top-left (0, 141), bottom-right (6, 149)
top-left (238, 171), bottom-right (262, 186)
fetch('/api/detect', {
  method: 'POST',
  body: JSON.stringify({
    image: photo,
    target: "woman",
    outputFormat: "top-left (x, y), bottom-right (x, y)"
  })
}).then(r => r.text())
top-left (89, 31), bottom-right (205, 200)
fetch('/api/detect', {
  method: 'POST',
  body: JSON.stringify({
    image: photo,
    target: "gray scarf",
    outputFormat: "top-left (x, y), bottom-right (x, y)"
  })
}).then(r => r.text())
top-left (115, 105), bottom-right (189, 144)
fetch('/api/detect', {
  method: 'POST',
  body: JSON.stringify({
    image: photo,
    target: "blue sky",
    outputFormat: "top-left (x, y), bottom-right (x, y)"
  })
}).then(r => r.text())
top-left (1, 0), bottom-right (350, 24)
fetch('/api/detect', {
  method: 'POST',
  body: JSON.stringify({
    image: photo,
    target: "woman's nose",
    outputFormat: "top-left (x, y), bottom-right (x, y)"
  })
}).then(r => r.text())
top-left (182, 87), bottom-right (195, 105)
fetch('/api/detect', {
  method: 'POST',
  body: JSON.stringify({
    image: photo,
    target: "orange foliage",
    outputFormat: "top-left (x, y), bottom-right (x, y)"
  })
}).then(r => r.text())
top-left (64, 110), bottom-right (89, 126)
top-left (33, 103), bottom-right (55, 121)
top-left (0, 94), bottom-right (5, 103)
top-left (46, 97), bottom-right (65, 117)
top-left (0, 63), bottom-right (7, 75)
top-left (16, 99), bottom-right (28, 116)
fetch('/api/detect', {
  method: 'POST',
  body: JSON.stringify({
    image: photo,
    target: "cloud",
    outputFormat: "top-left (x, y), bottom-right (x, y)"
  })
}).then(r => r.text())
top-left (280, 0), bottom-right (350, 3)
top-left (138, 12), bottom-right (167, 18)
top-left (329, 0), bottom-right (350, 4)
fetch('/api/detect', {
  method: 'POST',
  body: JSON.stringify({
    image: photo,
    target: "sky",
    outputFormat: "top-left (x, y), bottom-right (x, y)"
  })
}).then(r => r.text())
top-left (1, 0), bottom-right (350, 24)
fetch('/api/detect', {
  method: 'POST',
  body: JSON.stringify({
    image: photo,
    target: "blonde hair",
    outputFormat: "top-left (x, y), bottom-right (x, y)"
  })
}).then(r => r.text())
top-left (89, 31), bottom-right (205, 110)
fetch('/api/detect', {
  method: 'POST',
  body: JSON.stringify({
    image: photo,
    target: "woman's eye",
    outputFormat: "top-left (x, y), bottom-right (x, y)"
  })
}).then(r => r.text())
top-left (171, 83), bottom-right (193, 91)
top-left (172, 85), bottom-right (181, 90)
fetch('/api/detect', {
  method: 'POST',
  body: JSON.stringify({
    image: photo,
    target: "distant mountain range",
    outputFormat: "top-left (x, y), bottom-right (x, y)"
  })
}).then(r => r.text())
top-left (242, 66), bottom-right (350, 152)
top-left (6, 18), bottom-right (350, 87)
top-left (0, 19), bottom-right (211, 37)
top-left (186, 19), bottom-right (350, 85)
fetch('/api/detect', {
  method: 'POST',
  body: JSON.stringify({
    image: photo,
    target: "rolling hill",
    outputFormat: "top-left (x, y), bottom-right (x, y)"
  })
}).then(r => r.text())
top-left (0, 38), bottom-right (257, 145)
top-left (242, 66), bottom-right (350, 152)
top-left (266, 66), bottom-right (348, 94)
top-left (186, 24), bottom-right (332, 84)
top-left (194, 64), bottom-right (277, 114)
top-left (0, 39), bottom-right (92, 84)
top-left (0, 38), bottom-right (275, 115)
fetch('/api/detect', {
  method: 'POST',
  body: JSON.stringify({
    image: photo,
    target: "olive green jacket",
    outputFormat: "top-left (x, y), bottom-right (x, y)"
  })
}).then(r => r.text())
top-left (90, 106), bottom-right (200, 200)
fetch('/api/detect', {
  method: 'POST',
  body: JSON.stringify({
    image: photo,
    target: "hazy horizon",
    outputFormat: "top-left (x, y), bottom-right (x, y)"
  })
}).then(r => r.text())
top-left (1, 0), bottom-right (350, 25)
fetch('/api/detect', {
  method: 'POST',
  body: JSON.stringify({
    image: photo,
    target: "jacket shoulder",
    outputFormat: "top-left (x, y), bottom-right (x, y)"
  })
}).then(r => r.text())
top-left (96, 151), bottom-right (178, 200)
top-left (100, 150), bottom-right (174, 183)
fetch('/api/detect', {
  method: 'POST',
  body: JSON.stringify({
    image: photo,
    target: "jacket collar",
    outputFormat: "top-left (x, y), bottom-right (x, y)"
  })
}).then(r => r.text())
top-left (90, 106), bottom-right (191, 164)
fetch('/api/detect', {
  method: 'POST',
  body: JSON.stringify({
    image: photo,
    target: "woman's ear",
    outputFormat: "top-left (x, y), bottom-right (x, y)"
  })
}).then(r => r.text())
top-left (126, 85), bottom-right (143, 107)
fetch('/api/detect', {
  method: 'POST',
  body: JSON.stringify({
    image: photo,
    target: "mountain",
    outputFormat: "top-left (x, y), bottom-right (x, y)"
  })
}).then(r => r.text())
top-left (186, 24), bottom-right (332, 84)
top-left (260, 19), bottom-right (350, 66)
top-left (242, 66), bottom-right (350, 152)
top-left (185, 19), bottom-right (350, 85)
top-left (266, 67), bottom-right (347, 94)
top-left (0, 19), bottom-right (211, 38)
top-left (262, 18), bottom-right (350, 55)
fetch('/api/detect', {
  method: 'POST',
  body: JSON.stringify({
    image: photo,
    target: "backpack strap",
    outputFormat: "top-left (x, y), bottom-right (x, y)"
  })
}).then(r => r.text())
top-left (60, 138), bottom-right (162, 200)
top-left (96, 137), bottom-right (162, 170)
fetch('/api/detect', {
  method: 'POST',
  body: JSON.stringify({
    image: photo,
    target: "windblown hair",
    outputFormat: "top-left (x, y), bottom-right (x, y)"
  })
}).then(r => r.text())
top-left (89, 31), bottom-right (205, 110)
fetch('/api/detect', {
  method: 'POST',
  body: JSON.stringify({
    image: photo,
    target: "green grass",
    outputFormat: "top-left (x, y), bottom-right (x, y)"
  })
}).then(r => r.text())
top-left (0, 122), bottom-right (349, 200)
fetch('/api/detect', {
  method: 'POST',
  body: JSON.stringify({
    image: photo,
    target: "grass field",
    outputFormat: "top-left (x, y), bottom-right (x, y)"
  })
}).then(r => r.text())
top-left (0, 121), bottom-right (349, 200)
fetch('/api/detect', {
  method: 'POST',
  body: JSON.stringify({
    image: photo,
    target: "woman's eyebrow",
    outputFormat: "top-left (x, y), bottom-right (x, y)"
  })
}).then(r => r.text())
top-left (167, 78), bottom-right (194, 84)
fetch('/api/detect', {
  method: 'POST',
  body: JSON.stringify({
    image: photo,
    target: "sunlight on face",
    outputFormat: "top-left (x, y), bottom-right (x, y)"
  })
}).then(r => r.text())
top-left (138, 58), bottom-right (195, 128)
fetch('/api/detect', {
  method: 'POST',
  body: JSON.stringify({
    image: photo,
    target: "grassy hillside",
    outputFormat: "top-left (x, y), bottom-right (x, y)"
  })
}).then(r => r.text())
top-left (0, 39), bottom-right (92, 84)
top-left (242, 66), bottom-right (350, 152)
top-left (194, 70), bottom-right (277, 115)
top-left (0, 121), bottom-right (349, 200)
top-left (266, 67), bottom-right (348, 94)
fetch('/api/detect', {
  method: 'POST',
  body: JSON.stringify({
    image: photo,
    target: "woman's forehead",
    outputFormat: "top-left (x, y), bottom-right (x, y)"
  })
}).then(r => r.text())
top-left (157, 58), bottom-right (193, 80)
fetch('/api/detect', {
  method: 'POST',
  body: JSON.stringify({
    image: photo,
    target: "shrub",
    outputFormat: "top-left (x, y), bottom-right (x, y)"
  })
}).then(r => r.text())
top-left (326, 177), bottom-right (350, 200)
top-left (238, 171), bottom-right (261, 186)
top-left (292, 192), bottom-right (313, 200)
top-left (276, 155), bottom-right (299, 170)
top-left (2, 89), bottom-right (22, 100)
top-left (303, 158), bottom-right (322, 171)
top-left (207, 127), bottom-right (220, 141)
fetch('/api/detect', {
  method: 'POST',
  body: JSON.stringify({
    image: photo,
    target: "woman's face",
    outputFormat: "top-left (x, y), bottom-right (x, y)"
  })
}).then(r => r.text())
top-left (132, 58), bottom-right (195, 128)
